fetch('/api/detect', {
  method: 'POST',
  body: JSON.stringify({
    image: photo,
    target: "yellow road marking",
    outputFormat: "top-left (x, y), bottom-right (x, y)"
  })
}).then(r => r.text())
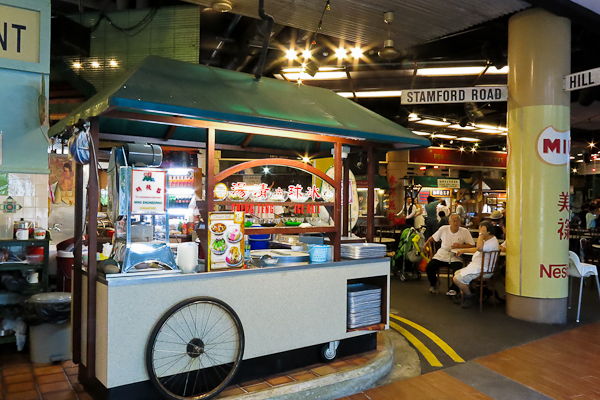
top-left (390, 313), bottom-right (465, 363)
top-left (389, 321), bottom-right (443, 367)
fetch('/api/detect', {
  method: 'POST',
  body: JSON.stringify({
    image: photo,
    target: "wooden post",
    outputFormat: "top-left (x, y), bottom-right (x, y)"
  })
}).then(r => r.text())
top-left (86, 117), bottom-right (100, 379)
top-left (333, 143), bottom-right (342, 261)
top-left (367, 146), bottom-right (375, 243)
top-left (200, 128), bottom-right (216, 256)
top-left (342, 157), bottom-right (350, 237)
top-left (72, 162), bottom-right (83, 365)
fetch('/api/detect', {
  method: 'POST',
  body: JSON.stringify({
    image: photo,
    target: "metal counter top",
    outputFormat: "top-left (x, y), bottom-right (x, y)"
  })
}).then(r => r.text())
top-left (95, 257), bottom-right (390, 287)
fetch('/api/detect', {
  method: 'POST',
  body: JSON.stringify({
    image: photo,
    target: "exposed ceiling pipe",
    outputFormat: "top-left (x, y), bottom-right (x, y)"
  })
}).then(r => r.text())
top-left (254, 0), bottom-right (274, 81)
top-left (210, 14), bottom-right (242, 62)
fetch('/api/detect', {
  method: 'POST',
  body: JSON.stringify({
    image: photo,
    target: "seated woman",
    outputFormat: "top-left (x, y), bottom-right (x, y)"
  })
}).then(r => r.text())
top-left (453, 220), bottom-right (500, 309)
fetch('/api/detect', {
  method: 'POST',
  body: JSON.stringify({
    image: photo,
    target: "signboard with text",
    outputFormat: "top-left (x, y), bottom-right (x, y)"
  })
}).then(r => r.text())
top-left (563, 67), bottom-right (600, 91)
top-left (409, 147), bottom-right (507, 168)
top-left (401, 86), bottom-right (507, 105)
top-left (131, 169), bottom-right (166, 213)
top-left (0, 4), bottom-right (40, 64)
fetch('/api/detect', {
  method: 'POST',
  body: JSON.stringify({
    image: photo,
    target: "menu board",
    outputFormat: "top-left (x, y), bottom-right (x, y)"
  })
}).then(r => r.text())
top-left (207, 211), bottom-right (245, 271)
top-left (131, 168), bottom-right (166, 213)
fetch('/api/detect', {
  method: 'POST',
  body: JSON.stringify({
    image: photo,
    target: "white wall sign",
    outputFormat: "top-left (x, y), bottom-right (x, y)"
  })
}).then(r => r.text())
top-left (437, 179), bottom-right (460, 189)
top-left (401, 86), bottom-right (507, 105)
top-left (131, 169), bottom-right (166, 213)
top-left (563, 67), bottom-right (600, 91)
top-left (536, 127), bottom-right (570, 165)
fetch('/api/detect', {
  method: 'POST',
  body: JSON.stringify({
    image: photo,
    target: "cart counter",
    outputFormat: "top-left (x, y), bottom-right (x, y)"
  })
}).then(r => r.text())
top-left (80, 258), bottom-right (390, 390)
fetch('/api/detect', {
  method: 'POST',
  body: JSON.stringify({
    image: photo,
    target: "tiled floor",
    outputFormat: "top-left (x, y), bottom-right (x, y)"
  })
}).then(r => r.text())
top-left (0, 333), bottom-right (385, 400)
top-left (0, 353), bottom-right (89, 400)
top-left (216, 334), bottom-right (386, 398)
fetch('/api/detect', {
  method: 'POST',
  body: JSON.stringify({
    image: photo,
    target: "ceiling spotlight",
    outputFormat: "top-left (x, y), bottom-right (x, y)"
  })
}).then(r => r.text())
top-left (450, 140), bottom-right (454, 144)
top-left (263, 167), bottom-right (270, 174)
top-left (351, 47), bottom-right (363, 58)
top-left (302, 49), bottom-right (311, 59)
top-left (570, 156), bottom-right (575, 159)
top-left (91, 61), bottom-right (100, 68)
top-left (302, 157), bottom-right (310, 163)
top-left (573, 168), bottom-right (578, 173)
top-left (297, 79), bottom-right (303, 84)
top-left (471, 147), bottom-right (476, 152)
top-left (474, 143), bottom-right (479, 147)
top-left (335, 47), bottom-right (347, 59)
top-left (378, 12), bottom-right (402, 60)
top-left (408, 113), bottom-right (420, 121)
top-left (590, 142), bottom-right (596, 148)
top-left (73, 62), bottom-right (81, 69)
top-left (459, 147), bottom-right (465, 152)
top-left (285, 49), bottom-right (297, 61)
top-left (211, 0), bottom-right (232, 12)
top-left (109, 60), bottom-right (118, 67)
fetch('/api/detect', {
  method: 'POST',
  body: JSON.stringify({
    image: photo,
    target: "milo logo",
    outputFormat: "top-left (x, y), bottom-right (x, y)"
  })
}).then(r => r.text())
top-left (536, 127), bottom-right (570, 165)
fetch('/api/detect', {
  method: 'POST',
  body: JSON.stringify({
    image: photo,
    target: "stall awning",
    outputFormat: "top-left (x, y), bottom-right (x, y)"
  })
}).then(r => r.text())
top-left (48, 56), bottom-right (430, 153)
top-left (472, 179), bottom-right (506, 191)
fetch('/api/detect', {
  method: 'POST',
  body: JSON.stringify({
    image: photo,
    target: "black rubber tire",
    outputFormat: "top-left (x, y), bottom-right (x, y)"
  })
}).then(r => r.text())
top-left (320, 343), bottom-right (337, 362)
top-left (146, 297), bottom-right (245, 400)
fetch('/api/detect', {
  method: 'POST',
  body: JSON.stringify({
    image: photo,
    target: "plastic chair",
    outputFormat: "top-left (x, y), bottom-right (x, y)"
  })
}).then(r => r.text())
top-left (568, 251), bottom-right (600, 322)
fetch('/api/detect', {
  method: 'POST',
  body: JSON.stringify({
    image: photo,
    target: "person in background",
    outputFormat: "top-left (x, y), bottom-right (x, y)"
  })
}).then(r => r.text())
top-left (438, 211), bottom-right (449, 227)
top-left (579, 203), bottom-right (589, 229)
top-left (424, 196), bottom-right (440, 239)
top-left (587, 205), bottom-right (597, 229)
top-left (488, 210), bottom-right (506, 240)
top-left (453, 220), bottom-right (500, 308)
top-left (396, 197), bottom-right (417, 228)
top-left (455, 200), bottom-right (466, 224)
top-left (423, 214), bottom-right (474, 294)
top-left (413, 199), bottom-right (425, 229)
top-left (436, 200), bottom-right (450, 223)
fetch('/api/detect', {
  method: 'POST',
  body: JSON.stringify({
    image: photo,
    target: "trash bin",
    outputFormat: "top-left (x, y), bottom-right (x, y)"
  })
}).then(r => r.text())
top-left (25, 292), bottom-right (72, 363)
top-left (57, 250), bottom-right (74, 292)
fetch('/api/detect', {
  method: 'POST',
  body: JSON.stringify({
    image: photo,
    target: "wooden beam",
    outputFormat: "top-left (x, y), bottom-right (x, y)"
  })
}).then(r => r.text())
top-left (72, 163), bottom-right (83, 366)
top-left (240, 133), bottom-right (255, 147)
top-left (102, 110), bottom-right (370, 146)
top-left (163, 125), bottom-right (177, 141)
top-left (314, 142), bottom-right (321, 152)
top-left (367, 146), bottom-right (375, 243)
top-left (333, 142), bottom-right (342, 262)
top-left (215, 158), bottom-right (336, 187)
top-left (86, 117), bottom-right (100, 379)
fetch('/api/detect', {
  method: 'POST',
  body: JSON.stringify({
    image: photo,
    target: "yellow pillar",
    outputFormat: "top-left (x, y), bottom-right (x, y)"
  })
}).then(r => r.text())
top-left (506, 9), bottom-right (570, 323)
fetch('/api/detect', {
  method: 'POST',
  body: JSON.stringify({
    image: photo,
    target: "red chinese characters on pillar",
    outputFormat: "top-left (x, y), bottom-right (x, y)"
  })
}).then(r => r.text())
top-left (557, 192), bottom-right (570, 241)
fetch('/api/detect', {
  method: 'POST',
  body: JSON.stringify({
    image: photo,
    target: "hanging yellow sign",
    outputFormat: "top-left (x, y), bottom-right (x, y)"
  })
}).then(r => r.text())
top-left (0, 4), bottom-right (40, 63)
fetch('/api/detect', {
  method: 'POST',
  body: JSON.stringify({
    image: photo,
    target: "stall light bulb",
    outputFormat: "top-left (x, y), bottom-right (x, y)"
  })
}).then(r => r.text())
top-left (335, 48), bottom-right (347, 59)
top-left (503, 147), bottom-right (507, 151)
top-left (471, 147), bottom-right (476, 152)
top-left (263, 167), bottom-right (270, 174)
top-left (285, 49), bottom-right (297, 61)
top-left (302, 50), bottom-right (311, 59)
top-left (590, 142), bottom-right (596, 148)
top-left (419, 166), bottom-right (426, 170)
top-left (91, 61), bottom-right (100, 68)
top-left (351, 47), bottom-right (363, 58)
top-left (73, 62), bottom-right (81, 69)
top-left (573, 168), bottom-right (578, 173)
top-left (433, 165), bottom-right (439, 169)
top-left (109, 60), bottom-right (118, 67)
top-left (302, 157), bottom-right (310, 163)
top-left (459, 147), bottom-right (465, 152)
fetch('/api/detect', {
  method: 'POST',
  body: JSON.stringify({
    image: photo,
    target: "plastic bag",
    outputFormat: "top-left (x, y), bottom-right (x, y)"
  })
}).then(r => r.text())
top-left (23, 293), bottom-right (71, 326)
top-left (3, 318), bottom-right (27, 351)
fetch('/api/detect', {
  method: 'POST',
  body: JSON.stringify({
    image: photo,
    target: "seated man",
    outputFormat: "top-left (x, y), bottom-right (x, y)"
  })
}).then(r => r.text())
top-left (424, 214), bottom-right (475, 294)
top-left (453, 220), bottom-right (500, 308)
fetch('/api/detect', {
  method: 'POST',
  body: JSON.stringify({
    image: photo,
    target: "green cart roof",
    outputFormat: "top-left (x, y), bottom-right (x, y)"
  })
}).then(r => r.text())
top-left (49, 56), bottom-right (429, 152)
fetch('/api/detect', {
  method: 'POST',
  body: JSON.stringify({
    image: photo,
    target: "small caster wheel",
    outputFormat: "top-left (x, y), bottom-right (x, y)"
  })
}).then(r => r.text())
top-left (320, 342), bottom-right (339, 362)
top-left (400, 273), bottom-right (407, 282)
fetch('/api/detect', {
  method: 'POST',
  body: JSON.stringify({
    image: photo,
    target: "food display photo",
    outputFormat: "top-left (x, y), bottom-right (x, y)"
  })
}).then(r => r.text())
top-left (207, 211), bottom-right (245, 270)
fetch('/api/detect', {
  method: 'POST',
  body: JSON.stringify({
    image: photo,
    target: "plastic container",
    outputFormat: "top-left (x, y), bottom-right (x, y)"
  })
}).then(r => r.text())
top-left (308, 245), bottom-right (330, 263)
top-left (0, 214), bottom-right (13, 239)
top-left (249, 234), bottom-right (270, 250)
top-left (57, 250), bottom-right (74, 293)
top-left (26, 292), bottom-right (72, 363)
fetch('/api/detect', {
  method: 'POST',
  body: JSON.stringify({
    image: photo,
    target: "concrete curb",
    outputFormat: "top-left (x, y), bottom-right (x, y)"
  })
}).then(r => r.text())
top-left (226, 335), bottom-right (394, 400)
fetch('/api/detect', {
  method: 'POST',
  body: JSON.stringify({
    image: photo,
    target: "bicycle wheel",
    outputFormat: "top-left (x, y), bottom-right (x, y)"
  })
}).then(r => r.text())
top-left (146, 297), bottom-right (245, 400)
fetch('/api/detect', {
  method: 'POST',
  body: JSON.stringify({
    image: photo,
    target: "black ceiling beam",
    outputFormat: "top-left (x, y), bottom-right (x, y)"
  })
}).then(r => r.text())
top-left (526, 0), bottom-right (600, 34)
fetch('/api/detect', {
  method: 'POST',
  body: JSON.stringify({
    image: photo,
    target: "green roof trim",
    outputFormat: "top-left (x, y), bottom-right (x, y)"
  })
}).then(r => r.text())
top-left (49, 56), bottom-right (430, 152)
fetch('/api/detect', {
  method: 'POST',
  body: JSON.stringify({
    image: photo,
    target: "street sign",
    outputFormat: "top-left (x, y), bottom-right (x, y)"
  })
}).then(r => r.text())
top-left (401, 86), bottom-right (507, 105)
top-left (563, 67), bottom-right (600, 91)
